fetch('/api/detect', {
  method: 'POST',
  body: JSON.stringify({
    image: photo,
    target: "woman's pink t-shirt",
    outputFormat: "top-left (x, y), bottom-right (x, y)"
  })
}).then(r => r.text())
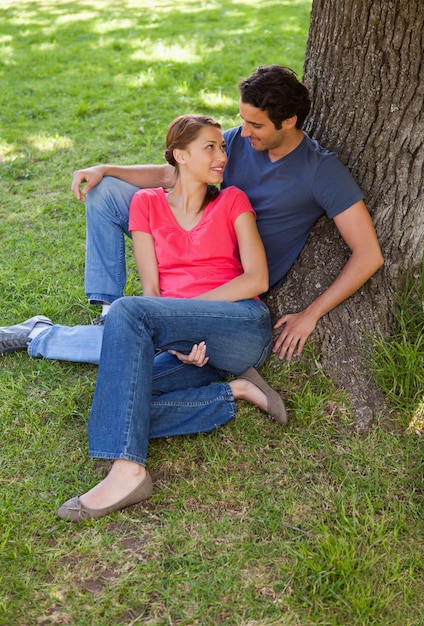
top-left (129, 185), bottom-right (255, 298)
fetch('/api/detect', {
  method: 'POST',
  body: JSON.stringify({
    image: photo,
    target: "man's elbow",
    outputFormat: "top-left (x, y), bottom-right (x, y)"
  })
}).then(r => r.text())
top-left (362, 241), bottom-right (384, 277)
top-left (161, 164), bottom-right (177, 188)
top-left (373, 248), bottom-right (384, 274)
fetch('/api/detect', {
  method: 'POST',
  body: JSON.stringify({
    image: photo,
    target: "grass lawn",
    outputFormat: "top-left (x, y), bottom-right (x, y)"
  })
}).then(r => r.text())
top-left (0, 1), bottom-right (423, 624)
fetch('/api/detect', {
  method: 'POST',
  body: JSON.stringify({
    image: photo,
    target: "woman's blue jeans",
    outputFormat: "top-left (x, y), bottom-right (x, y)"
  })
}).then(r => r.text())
top-left (88, 296), bottom-right (272, 466)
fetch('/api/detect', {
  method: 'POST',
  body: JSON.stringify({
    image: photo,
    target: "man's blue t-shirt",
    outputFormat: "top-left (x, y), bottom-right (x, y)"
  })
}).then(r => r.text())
top-left (222, 126), bottom-right (365, 290)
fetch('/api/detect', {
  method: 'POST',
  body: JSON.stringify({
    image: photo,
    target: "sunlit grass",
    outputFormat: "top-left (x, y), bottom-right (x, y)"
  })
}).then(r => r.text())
top-left (1, 1), bottom-right (423, 625)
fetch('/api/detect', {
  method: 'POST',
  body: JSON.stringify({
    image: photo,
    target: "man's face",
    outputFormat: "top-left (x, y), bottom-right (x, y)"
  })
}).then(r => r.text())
top-left (239, 101), bottom-right (285, 152)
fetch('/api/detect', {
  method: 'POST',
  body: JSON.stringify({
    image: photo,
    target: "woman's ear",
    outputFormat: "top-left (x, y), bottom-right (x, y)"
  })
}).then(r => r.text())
top-left (173, 148), bottom-right (186, 165)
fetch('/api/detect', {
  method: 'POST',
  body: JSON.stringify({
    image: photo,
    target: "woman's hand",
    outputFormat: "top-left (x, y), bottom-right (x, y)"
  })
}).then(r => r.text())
top-left (168, 342), bottom-right (209, 367)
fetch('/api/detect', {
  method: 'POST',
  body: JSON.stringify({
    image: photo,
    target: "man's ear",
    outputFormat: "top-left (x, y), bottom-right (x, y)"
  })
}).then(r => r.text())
top-left (283, 115), bottom-right (298, 130)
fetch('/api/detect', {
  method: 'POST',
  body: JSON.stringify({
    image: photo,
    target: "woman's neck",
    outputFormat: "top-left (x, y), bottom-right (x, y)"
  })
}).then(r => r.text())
top-left (167, 178), bottom-right (209, 214)
top-left (166, 179), bottom-right (209, 230)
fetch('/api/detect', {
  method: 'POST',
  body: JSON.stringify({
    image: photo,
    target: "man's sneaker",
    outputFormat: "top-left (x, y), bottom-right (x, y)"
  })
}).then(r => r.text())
top-left (0, 315), bottom-right (53, 356)
top-left (92, 314), bottom-right (107, 326)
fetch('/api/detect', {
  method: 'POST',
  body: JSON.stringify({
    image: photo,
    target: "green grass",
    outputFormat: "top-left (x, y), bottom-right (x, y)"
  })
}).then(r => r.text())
top-left (368, 257), bottom-right (424, 424)
top-left (1, 1), bottom-right (423, 625)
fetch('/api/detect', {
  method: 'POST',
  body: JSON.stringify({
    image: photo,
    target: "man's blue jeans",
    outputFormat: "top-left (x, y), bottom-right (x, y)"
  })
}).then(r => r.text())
top-left (28, 324), bottom-right (103, 364)
top-left (88, 296), bottom-right (272, 466)
top-left (84, 176), bottom-right (138, 304)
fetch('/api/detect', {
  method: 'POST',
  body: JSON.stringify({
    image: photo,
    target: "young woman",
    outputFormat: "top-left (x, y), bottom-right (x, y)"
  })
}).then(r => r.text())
top-left (58, 114), bottom-right (287, 523)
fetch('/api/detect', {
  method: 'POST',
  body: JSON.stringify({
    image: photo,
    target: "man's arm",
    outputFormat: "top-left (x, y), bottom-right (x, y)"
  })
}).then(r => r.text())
top-left (273, 200), bottom-right (384, 361)
top-left (70, 164), bottom-right (176, 201)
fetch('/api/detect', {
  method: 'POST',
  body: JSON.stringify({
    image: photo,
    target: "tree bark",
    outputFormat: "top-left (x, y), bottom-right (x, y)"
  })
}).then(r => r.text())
top-left (266, 0), bottom-right (424, 429)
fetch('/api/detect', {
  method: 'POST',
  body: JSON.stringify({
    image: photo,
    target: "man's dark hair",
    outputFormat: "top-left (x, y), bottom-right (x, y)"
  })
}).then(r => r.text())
top-left (238, 65), bottom-right (311, 130)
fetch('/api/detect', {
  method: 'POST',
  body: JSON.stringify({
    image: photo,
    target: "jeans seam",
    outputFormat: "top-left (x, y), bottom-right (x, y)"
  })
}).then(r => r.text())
top-left (89, 450), bottom-right (147, 465)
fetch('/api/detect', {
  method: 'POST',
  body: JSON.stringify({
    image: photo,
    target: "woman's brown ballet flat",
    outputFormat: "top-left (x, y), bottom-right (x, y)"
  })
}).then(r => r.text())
top-left (57, 470), bottom-right (154, 523)
top-left (239, 367), bottom-right (288, 425)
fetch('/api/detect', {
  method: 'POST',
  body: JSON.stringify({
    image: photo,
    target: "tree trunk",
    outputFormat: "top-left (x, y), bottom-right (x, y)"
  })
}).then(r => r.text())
top-left (265, 0), bottom-right (424, 429)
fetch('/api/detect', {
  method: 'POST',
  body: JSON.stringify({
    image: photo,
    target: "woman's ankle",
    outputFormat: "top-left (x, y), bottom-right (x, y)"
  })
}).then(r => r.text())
top-left (80, 461), bottom-right (147, 508)
top-left (229, 378), bottom-right (267, 412)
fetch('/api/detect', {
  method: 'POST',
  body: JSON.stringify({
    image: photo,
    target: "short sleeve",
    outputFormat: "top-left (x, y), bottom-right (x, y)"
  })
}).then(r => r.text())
top-left (225, 186), bottom-right (256, 223)
top-left (129, 189), bottom-right (154, 233)
top-left (312, 155), bottom-right (365, 219)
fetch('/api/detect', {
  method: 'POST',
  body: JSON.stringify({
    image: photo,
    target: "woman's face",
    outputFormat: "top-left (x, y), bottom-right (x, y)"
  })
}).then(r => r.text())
top-left (179, 126), bottom-right (227, 184)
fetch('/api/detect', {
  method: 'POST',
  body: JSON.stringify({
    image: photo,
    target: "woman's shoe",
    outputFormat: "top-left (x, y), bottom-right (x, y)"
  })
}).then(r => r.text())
top-left (239, 367), bottom-right (288, 425)
top-left (57, 470), bottom-right (154, 523)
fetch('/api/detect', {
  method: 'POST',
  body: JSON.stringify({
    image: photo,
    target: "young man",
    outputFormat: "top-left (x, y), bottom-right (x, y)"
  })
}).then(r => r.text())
top-left (0, 65), bottom-right (383, 363)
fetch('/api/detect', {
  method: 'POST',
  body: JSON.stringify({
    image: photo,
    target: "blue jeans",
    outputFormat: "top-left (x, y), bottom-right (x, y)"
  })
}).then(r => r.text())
top-left (28, 324), bottom-right (104, 364)
top-left (29, 175), bottom-right (137, 362)
top-left (88, 296), bottom-right (272, 465)
top-left (85, 176), bottom-right (139, 304)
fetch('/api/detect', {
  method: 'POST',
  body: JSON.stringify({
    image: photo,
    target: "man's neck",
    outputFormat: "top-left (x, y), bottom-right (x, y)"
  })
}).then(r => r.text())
top-left (267, 129), bottom-right (304, 163)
